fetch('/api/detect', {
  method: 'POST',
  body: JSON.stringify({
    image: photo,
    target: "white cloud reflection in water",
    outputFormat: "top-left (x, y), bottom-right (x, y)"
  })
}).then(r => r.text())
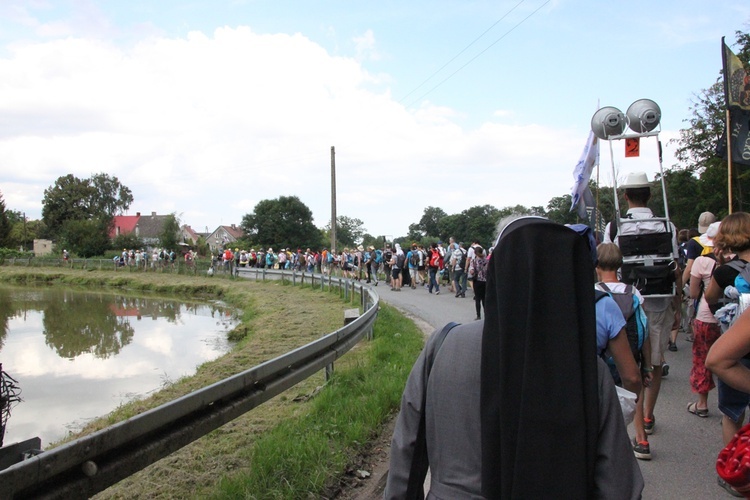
top-left (1, 287), bottom-right (238, 448)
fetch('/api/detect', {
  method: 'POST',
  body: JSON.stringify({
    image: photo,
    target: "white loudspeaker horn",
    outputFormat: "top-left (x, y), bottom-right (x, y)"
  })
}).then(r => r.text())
top-left (626, 99), bottom-right (661, 133)
top-left (591, 106), bottom-right (626, 140)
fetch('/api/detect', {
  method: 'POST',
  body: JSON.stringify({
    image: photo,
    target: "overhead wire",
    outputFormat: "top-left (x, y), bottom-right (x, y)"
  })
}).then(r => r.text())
top-left (397, 0), bottom-right (526, 105)
top-left (404, 0), bottom-right (552, 108)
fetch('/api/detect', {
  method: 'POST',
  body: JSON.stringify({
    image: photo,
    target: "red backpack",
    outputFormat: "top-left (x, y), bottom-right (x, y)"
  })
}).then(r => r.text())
top-left (429, 249), bottom-right (443, 269)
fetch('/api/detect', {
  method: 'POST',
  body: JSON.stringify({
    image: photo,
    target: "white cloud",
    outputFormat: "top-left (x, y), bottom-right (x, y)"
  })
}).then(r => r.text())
top-left (0, 25), bottom-right (673, 238)
top-left (352, 29), bottom-right (380, 61)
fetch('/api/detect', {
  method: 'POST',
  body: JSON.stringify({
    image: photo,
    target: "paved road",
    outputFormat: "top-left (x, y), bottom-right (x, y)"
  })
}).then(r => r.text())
top-left (378, 282), bottom-right (730, 499)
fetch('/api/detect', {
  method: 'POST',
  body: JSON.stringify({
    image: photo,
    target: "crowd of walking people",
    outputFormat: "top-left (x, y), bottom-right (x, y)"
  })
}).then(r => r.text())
top-left (109, 247), bottom-right (196, 270)
top-left (206, 244), bottom-right (492, 320)
top-left (384, 171), bottom-right (750, 498)
top-left (84, 170), bottom-right (750, 497)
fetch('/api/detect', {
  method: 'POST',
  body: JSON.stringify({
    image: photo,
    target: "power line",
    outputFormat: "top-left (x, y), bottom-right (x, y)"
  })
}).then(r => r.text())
top-left (397, 0), bottom-right (526, 105)
top-left (405, 0), bottom-right (552, 109)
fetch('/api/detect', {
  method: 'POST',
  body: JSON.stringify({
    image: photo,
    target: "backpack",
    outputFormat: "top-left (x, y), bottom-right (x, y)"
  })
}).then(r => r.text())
top-left (457, 249), bottom-right (467, 270)
top-left (384, 250), bottom-right (393, 264)
top-left (595, 282), bottom-right (648, 362)
top-left (691, 236), bottom-right (713, 256)
top-left (429, 249), bottom-right (443, 269)
top-left (375, 249), bottom-right (383, 263)
top-left (396, 252), bottom-right (406, 269)
top-left (410, 250), bottom-right (419, 267)
top-left (714, 260), bottom-right (750, 331)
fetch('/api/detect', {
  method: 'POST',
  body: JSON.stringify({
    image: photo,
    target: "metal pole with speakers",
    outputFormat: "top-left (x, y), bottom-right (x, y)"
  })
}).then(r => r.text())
top-left (590, 99), bottom-right (676, 298)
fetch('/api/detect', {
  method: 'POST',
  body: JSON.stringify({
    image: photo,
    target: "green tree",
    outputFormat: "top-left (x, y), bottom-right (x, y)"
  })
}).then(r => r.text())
top-left (406, 223), bottom-right (424, 242)
top-left (41, 175), bottom-right (96, 239)
top-left (159, 213), bottom-right (181, 250)
top-left (0, 191), bottom-right (10, 248)
top-left (545, 195), bottom-right (580, 225)
top-left (660, 170), bottom-right (701, 229)
top-left (41, 173), bottom-right (133, 240)
top-left (669, 30), bottom-right (750, 216)
top-left (360, 233), bottom-right (382, 251)
top-left (89, 173), bottom-right (134, 217)
top-left (194, 235), bottom-right (210, 257)
top-left (112, 233), bottom-right (145, 253)
top-left (324, 216), bottom-right (366, 248)
top-left (436, 213), bottom-right (467, 243)
top-left (61, 218), bottom-right (111, 257)
top-left (241, 196), bottom-right (320, 250)
top-left (460, 205), bottom-right (502, 247)
top-left (8, 218), bottom-right (45, 251)
top-left (416, 206), bottom-right (447, 238)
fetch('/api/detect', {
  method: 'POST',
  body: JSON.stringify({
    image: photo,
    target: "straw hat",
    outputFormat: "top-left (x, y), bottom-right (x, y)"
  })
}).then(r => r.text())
top-left (620, 171), bottom-right (650, 188)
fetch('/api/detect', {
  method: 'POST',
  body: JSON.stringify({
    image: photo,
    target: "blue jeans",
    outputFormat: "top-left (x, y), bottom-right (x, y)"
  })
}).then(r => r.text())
top-left (454, 269), bottom-right (465, 295)
top-left (719, 358), bottom-right (750, 422)
top-left (429, 268), bottom-right (440, 293)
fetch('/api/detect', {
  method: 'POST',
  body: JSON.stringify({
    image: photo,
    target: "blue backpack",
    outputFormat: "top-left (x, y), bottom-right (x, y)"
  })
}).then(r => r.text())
top-left (595, 282), bottom-right (648, 361)
top-left (726, 260), bottom-right (750, 293)
top-left (714, 260), bottom-right (750, 331)
top-left (375, 249), bottom-right (383, 264)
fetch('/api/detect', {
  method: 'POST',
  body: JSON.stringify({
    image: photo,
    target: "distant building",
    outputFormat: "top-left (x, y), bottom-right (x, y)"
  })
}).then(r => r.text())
top-left (33, 239), bottom-right (53, 256)
top-left (207, 224), bottom-right (244, 251)
top-left (110, 212), bottom-right (177, 247)
top-left (180, 225), bottom-right (200, 246)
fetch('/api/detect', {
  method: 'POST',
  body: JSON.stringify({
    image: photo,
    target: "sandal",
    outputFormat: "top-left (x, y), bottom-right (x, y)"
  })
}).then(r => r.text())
top-left (687, 402), bottom-right (709, 418)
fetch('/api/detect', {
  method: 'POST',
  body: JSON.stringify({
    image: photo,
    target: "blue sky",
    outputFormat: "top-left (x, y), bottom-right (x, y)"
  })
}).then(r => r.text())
top-left (1, 1), bottom-right (748, 240)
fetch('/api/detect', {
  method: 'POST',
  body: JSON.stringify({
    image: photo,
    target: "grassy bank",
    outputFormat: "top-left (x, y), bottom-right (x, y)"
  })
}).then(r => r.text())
top-left (0, 267), bottom-right (424, 498)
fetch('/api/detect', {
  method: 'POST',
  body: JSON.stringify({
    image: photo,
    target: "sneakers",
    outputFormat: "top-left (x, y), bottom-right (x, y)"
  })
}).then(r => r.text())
top-left (435, 290), bottom-right (440, 295)
top-left (644, 416), bottom-right (655, 435)
top-left (662, 362), bottom-right (669, 377)
top-left (633, 439), bottom-right (651, 460)
top-left (668, 341), bottom-right (678, 352)
top-left (718, 477), bottom-right (744, 497)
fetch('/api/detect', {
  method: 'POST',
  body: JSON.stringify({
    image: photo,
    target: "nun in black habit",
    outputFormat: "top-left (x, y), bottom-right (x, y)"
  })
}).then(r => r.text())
top-left (384, 217), bottom-right (643, 499)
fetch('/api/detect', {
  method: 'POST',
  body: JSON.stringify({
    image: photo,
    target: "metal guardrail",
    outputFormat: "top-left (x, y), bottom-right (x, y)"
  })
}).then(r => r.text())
top-left (0, 269), bottom-right (379, 499)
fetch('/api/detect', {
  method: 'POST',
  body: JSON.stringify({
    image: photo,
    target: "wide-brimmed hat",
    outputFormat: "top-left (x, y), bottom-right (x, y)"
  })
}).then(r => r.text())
top-left (620, 171), bottom-right (651, 188)
top-left (698, 212), bottom-right (717, 233)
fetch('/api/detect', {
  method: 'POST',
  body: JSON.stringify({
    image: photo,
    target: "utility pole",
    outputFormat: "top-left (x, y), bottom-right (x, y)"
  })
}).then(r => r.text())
top-left (330, 146), bottom-right (337, 253)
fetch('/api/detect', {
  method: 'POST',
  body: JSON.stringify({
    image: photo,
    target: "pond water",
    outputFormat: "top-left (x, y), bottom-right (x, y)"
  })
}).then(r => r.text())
top-left (0, 284), bottom-right (239, 448)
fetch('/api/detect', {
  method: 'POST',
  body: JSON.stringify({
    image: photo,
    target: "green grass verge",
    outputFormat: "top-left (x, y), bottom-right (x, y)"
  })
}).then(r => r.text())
top-left (213, 304), bottom-right (424, 499)
top-left (0, 266), bottom-right (425, 498)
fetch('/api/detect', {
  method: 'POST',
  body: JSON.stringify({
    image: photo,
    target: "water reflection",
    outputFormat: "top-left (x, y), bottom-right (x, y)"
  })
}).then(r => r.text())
top-left (0, 284), bottom-right (239, 447)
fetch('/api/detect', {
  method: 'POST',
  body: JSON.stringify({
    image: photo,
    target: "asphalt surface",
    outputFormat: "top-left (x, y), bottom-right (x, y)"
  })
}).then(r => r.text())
top-left (377, 280), bottom-right (732, 500)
